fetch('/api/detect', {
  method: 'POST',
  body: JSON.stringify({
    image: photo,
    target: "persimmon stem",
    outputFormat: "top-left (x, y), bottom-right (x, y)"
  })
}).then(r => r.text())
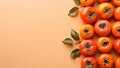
top-left (117, 28), bottom-right (120, 34)
top-left (99, 23), bottom-right (106, 29)
top-left (104, 8), bottom-right (112, 16)
top-left (103, 59), bottom-right (109, 66)
top-left (85, 42), bottom-right (91, 51)
top-left (102, 41), bottom-right (109, 47)
top-left (89, 11), bottom-right (95, 20)
top-left (74, 40), bottom-right (81, 44)
top-left (84, 28), bottom-right (90, 34)
top-left (86, 60), bottom-right (94, 68)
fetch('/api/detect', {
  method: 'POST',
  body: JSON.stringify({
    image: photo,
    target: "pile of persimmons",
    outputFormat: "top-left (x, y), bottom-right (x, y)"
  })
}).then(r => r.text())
top-left (63, 0), bottom-right (120, 68)
top-left (80, 0), bottom-right (120, 68)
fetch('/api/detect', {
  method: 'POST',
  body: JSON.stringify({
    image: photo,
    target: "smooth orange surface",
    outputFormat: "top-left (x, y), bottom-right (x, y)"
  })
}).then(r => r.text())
top-left (0, 0), bottom-right (84, 68)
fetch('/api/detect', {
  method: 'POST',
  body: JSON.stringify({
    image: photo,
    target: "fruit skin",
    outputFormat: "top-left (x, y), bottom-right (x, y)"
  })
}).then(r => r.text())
top-left (81, 57), bottom-right (97, 68)
top-left (79, 39), bottom-right (97, 56)
top-left (115, 57), bottom-right (120, 68)
top-left (94, 20), bottom-right (111, 37)
top-left (80, 7), bottom-right (98, 24)
top-left (113, 39), bottom-right (120, 54)
top-left (80, 24), bottom-right (94, 39)
top-left (80, 0), bottom-right (95, 6)
top-left (98, 0), bottom-right (109, 3)
top-left (112, 21), bottom-right (120, 38)
top-left (97, 3), bottom-right (114, 20)
top-left (98, 54), bottom-right (114, 68)
top-left (114, 7), bottom-right (120, 21)
top-left (97, 37), bottom-right (113, 53)
top-left (113, 0), bottom-right (120, 6)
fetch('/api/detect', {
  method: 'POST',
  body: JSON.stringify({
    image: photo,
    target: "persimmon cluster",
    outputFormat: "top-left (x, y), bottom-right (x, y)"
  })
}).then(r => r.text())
top-left (79, 0), bottom-right (120, 68)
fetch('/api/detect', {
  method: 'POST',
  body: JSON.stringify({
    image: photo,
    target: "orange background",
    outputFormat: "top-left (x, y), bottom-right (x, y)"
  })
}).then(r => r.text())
top-left (0, 0), bottom-right (84, 68)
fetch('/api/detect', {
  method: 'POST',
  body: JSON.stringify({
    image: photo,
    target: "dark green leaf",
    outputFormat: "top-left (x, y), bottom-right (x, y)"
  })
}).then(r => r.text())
top-left (71, 29), bottom-right (80, 41)
top-left (74, 0), bottom-right (80, 5)
top-left (62, 38), bottom-right (73, 45)
top-left (68, 7), bottom-right (79, 17)
top-left (71, 49), bottom-right (80, 59)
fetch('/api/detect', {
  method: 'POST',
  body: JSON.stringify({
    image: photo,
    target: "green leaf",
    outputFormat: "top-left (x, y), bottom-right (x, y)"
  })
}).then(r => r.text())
top-left (71, 49), bottom-right (80, 59)
top-left (71, 29), bottom-right (80, 41)
top-left (74, 0), bottom-right (80, 5)
top-left (62, 38), bottom-right (73, 45)
top-left (68, 7), bottom-right (79, 17)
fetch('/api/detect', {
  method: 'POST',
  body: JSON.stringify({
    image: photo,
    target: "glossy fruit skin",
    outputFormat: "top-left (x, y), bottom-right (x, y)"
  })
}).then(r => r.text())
top-left (97, 37), bottom-right (113, 53)
top-left (115, 57), bottom-right (120, 68)
top-left (80, 24), bottom-right (94, 39)
top-left (112, 21), bottom-right (120, 38)
top-left (80, 7), bottom-right (98, 24)
top-left (98, 54), bottom-right (114, 68)
top-left (80, 0), bottom-right (95, 6)
top-left (113, 0), bottom-right (120, 6)
top-left (98, 0), bottom-right (109, 3)
top-left (79, 39), bottom-right (97, 56)
top-left (97, 3), bottom-right (114, 20)
top-left (94, 20), bottom-right (111, 36)
top-left (113, 39), bottom-right (120, 54)
top-left (114, 7), bottom-right (120, 21)
top-left (81, 57), bottom-right (97, 68)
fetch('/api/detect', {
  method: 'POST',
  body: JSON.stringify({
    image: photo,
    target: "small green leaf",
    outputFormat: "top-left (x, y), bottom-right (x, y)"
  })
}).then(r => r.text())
top-left (62, 38), bottom-right (73, 45)
top-left (71, 29), bottom-right (80, 41)
top-left (68, 7), bottom-right (79, 17)
top-left (74, 0), bottom-right (80, 5)
top-left (71, 49), bottom-right (80, 59)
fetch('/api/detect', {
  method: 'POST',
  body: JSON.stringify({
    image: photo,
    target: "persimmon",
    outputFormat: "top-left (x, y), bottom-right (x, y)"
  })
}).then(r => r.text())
top-left (115, 57), bottom-right (120, 68)
top-left (97, 37), bottom-right (113, 53)
top-left (80, 7), bottom-right (98, 24)
top-left (113, 39), bottom-right (120, 54)
top-left (80, 24), bottom-right (94, 39)
top-left (98, 54), bottom-right (114, 68)
top-left (79, 39), bottom-right (97, 56)
top-left (114, 7), bottom-right (120, 21)
top-left (80, 0), bottom-right (95, 6)
top-left (98, 0), bottom-right (109, 3)
top-left (112, 21), bottom-right (120, 38)
top-left (94, 20), bottom-right (111, 37)
top-left (113, 0), bottom-right (120, 6)
top-left (81, 57), bottom-right (97, 68)
top-left (97, 3), bottom-right (114, 19)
